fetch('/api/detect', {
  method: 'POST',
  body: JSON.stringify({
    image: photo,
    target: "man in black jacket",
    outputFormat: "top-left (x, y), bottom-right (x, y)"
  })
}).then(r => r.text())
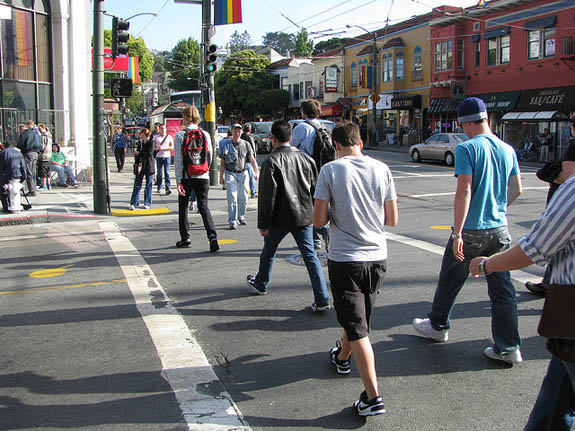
top-left (246, 120), bottom-right (330, 312)
top-left (17, 120), bottom-right (42, 196)
top-left (0, 141), bottom-right (28, 213)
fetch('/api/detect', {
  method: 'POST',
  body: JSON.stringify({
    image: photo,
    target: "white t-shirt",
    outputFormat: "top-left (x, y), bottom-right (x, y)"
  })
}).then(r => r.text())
top-left (314, 154), bottom-right (397, 262)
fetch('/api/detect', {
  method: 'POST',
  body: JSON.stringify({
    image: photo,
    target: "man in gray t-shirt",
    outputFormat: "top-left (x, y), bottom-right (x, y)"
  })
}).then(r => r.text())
top-left (313, 121), bottom-right (398, 417)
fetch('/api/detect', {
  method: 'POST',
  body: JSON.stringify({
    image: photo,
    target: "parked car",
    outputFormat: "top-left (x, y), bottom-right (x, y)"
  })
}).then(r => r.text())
top-left (216, 125), bottom-right (230, 141)
top-left (409, 133), bottom-right (469, 166)
top-left (246, 121), bottom-right (273, 153)
top-left (288, 119), bottom-right (337, 134)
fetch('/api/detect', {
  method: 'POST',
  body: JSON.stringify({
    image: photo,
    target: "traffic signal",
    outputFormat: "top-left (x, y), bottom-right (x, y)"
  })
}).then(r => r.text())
top-left (111, 78), bottom-right (133, 98)
top-left (112, 17), bottom-right (130, 59)
top-left (205, 44), bottom-right (217, 74)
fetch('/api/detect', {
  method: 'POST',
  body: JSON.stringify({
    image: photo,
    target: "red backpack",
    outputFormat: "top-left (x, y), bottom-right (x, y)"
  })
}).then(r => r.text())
top-left (182, 128), bottom-right (209, 176)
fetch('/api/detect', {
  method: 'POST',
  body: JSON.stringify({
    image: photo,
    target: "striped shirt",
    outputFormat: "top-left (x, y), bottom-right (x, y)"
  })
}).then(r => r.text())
top-left (519, 174), bottom-right (575, 284)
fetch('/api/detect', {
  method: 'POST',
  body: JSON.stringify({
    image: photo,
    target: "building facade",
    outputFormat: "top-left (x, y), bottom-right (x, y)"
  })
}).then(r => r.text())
top-left (311, 47), bottom-right (345, 122)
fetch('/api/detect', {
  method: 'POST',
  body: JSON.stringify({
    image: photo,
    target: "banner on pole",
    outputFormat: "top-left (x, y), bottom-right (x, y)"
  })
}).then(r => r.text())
top-left (214, 0), bottom-right (242, 26)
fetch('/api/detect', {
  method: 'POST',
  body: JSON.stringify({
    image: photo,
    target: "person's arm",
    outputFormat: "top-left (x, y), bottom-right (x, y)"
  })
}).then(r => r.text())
top-left (507, 174), bottom-right (522, 206)
top-left (313, 199), bottom-right (330, 228)
top-left (452, 174), bottom-right (472, 262)
top-left (470, 245), bottom-right (533, 277)
top-left (384, 200), bottom-right (398, 227)
top-left (248, 154), bottom-right (259, 179)
top-left (219, 155), bottom-right (226, 185)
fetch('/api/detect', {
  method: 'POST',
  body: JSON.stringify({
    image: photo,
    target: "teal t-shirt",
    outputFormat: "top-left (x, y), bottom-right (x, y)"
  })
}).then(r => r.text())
top-left (454, 134), bottom-right (519, 230)
top-left (51, 151), bottom-right (66, 165)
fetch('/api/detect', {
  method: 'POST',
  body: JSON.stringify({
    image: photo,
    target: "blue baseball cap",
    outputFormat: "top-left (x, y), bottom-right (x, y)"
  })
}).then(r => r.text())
top-left (457, 97), bottom-right (488, 124)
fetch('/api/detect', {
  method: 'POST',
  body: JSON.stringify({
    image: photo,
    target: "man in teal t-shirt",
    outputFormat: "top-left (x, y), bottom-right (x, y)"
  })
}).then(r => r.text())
top-left (413, 97), bottom-right (524, 365)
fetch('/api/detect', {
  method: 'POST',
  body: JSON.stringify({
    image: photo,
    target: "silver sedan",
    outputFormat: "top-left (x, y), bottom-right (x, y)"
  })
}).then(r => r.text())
top-left (409, 133), bottom-right (468, 166)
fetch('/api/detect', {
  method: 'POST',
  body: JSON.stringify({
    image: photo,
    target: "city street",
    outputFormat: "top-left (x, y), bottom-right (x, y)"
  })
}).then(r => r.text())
top-left (0, 150), bottom-right (553, 430)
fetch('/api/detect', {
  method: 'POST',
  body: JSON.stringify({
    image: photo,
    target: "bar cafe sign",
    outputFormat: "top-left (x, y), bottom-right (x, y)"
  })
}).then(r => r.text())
top-left (516, 86), bottom-right (575, 112)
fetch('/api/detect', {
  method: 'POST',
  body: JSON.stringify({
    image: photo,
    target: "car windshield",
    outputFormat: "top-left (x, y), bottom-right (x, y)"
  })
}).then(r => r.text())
top-left (254, 123), bottom-right (272, 134)
top-left (452, 133), bottom-right (469, 143)
top-left (217, 126), bottom-right (229, 133)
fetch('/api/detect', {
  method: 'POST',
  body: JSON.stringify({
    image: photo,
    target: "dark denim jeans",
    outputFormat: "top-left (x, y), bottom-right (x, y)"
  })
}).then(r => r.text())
top-left (178, 178), bottom-right (216, 241)
top-left (524, 355), bottom-right (575, 431)
top-left (254, 224), bottom-right (329, 306)
top-left (428, 226), bottom-right (521, 354)
top-left (156, 157), bottom-right (171, 191)
top-left (130, 172), bottom-right (153, 207)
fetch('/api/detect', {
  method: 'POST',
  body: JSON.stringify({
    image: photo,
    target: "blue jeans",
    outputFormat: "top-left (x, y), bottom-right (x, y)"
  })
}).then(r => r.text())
top-left (246, 163), bottom-right (257, 196)
top-left (130, 172), bottom-right (153, 207)
top-left (524, 355), bottom-right (575, 431)
top-left (225, 170), bottom-right (247, 224)
top-left (254, 224), bottom-right (329, 306)
top-left (51, 164), bottom-right (76, 185)
top-left (428, 226), bottom-right (521, 354)
top-left (156, 157), bottom-right (171, 191)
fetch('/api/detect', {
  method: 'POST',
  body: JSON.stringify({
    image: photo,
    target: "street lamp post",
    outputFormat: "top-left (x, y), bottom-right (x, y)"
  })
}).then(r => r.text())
top-left (347, 24), bottom-right (378, 146)
top-left (124, 12), bottom-right (158, 20)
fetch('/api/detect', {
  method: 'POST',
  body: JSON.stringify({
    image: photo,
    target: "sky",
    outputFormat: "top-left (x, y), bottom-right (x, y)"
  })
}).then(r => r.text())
top-left (104, 0), bottom-right (481, 52)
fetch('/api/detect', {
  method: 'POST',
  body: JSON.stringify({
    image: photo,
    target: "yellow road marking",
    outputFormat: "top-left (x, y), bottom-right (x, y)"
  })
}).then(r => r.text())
top-left (29, 264), bottom-right (74, 278)
top-left (430, 225), bottom-right (452, 230)
top-left (0, 279), bottom-right (127, 295)
top-left (112, 208), bottom-right (171, 216)
top-left (217, 239), bottom-right (237, 245)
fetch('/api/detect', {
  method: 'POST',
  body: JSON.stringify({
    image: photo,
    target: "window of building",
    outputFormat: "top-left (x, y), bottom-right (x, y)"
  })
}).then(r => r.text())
top-left (487, 35), bottom-right (510, 66)
top-left (457, 39), bottom-right (464, 69)
top-left (473, 22), bottom-right (480, 32)
top-left (395, 53), bottom-right (404, 80)
top-left (528, 27), bottom-right (556, 59)
top-left (351, 62), bottom-right (357, 87)
top-left (382, 54), bottom-right (393, 82)
top-left (474, 41), bottom-right (480, 68)
top-left (413, 46), bottom-right (422, 80)
top-left (434, 40), bottom-right (452, 71)
top-left (563, 36), bottom-right (574, 55)
top-left (293, 83), bottom-right (299, 100)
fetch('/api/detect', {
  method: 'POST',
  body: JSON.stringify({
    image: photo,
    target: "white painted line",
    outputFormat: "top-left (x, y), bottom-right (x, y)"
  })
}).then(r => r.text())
top-left (387, 232), bottom-right (539, 284)
top-left (409, 192), bottom-right (455, 198)
top-left (100, 221), bottom-right (251, 431)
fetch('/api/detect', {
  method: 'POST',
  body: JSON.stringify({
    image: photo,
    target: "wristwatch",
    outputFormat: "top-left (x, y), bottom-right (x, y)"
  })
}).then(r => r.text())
top-left (478, 259), bottom-right (489, 276)
top-left (451, 227), bottom-right (461, 240)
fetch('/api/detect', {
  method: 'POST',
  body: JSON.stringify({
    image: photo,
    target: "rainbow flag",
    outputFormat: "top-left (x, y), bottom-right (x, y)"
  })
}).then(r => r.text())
top-left (14, 9), bottom-right (32, 66)
top-left (127, 56), bottom-right (140, 84)
top-left (477, 0), bottom-right (489, 7)
top-left (214, 0), bottom-right (242, 26)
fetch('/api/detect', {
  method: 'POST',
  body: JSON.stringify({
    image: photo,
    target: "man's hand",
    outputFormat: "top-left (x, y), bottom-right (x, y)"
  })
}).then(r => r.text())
top-left (453, 237), bottom-right (465, 262)
top-left (177, 183), bottom-right (186, 196)
top-left (219, 175), bottom-right (224, 186)
top-left (259, 229), bottom-right (269, 237)
top-left (469, 256), bottom-right (487, 278)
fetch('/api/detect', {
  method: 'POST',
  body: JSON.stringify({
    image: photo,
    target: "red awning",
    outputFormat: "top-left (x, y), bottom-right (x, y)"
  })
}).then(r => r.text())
top-left (320, 104), bottom-right (343, 117)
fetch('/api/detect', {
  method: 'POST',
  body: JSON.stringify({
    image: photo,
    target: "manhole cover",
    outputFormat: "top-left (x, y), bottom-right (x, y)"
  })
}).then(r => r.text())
top-left (285, 252), bottom-right (327, 267)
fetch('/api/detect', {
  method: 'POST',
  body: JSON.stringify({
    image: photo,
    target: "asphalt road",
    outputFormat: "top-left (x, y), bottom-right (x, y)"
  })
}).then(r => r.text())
top-left (0, 150), bottom-right (552, 431)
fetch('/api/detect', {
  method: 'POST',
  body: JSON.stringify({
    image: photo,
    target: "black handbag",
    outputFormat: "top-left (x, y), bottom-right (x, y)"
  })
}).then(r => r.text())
top-left (536, 160), bottom-right (562, 183)
top-left (537, 284), bottom-right (575, 340)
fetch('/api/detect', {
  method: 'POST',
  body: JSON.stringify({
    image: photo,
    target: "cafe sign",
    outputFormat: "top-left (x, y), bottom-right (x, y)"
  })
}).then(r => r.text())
top-left (325, 66), bottom-right (338, 93)
top-left (516, 86), bottom-right (575, 112)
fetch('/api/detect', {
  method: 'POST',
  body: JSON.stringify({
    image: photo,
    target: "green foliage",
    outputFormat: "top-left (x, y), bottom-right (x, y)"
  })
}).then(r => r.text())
top-left (293, 28), bottom-right (314, 57)
top-left (125, 89), bottom-right (143, 114)
top-left (314, 37), bottom-right (349, 55)
top-left (262, 32), bottom-right (296, 56)
top-left (258, 89), bottom-right (290, 117)
top-left (215, 50), bottom-right (274, 119)
top-left (166, 38), bottom-right (201, 92)
top-left (229, 30), bottom-right (252, 54)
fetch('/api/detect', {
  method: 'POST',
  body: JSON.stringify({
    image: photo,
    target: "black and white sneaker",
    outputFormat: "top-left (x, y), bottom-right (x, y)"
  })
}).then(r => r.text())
top-left (353, 390), bottom-right (386, 416)
top-left (329, 340), bottom-right (351, 375)
top-left (247, 274), bottom-right (267, 295)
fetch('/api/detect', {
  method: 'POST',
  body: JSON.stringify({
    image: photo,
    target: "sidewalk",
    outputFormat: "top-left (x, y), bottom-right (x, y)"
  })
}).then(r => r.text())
top-left (0, 166), bottom-right (233, 227)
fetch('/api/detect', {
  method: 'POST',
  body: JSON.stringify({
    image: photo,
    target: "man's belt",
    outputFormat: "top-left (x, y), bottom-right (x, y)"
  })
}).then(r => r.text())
top-left (226, 168), bottom-right (245, 173)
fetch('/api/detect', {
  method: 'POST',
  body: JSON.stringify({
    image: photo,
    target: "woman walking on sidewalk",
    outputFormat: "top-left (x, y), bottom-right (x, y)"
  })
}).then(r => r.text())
top-left (128, 128), bottom-right (155, 210)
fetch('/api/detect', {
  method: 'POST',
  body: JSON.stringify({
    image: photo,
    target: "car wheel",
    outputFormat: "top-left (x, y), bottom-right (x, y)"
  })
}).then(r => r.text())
top-left (411, 149), bottom-right (421, 163)
top-left (445, 151), bottom-right (454, 166)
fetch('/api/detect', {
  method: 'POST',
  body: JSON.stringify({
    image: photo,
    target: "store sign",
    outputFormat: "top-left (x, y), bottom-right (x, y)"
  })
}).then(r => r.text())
top-left (516, 86), bottom-right (575, 111)
top-left (391, 95), bottom-right (422, 110)
top-left (368, 93), bottom-right (393, 110)
top-left (477, 91), bottom-right (520, 112)
top-left (337, 97), bottom-right (352, 109)
top-left (325, 67), bottom-right (338, 93)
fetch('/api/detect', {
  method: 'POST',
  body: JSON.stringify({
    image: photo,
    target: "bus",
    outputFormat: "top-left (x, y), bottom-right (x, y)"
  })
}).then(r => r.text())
top-left (169, 90), bottom-right (201, 107)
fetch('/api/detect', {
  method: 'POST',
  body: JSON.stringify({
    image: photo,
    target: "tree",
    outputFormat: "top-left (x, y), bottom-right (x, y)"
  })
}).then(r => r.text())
top-left (262, 32), bottom-right (296, 56)
top-left (102, 29), bottom-right (154, 83)
top-left (293, 28), bottom-right (314, 57)
top-left (125, 89), bottom-right (143, 114)
top-left (258, 89), bottom-right (290, 117)
top-left (215, 50), bottom-right (274, 119)
top-left (229, 30), bottom-right (252, 53)
top-left (314, 37), bottom-right (349, 55)
top-left (166, 38), bottom-right (201, 92)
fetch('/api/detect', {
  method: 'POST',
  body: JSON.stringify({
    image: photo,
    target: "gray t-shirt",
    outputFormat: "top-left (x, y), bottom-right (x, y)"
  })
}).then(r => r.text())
top-left (314, 154), bottom-right (397, 262)
top-left (219, 138), bottom-right (253, 172)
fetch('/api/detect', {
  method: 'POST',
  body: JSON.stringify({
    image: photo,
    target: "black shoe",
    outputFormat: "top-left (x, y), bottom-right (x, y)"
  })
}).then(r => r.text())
top-left (209, 238), bottom-right (220, 252)
top-left (354, 390), bottom-right (386, 416)
top-left (247, 274), bottom-right (267, 295)
top-left (56, 183), bottom-right (68, 188)
top-left (176, 239), bottom-right (191, 248)
top-left (166, 189), bottom-right (172, 196)
top-left (25, 191), bottom-right (38, 197)
top-left (239, 219), bottom-right (247, 225)
top-left (330, 340), bottom-right (351, 374)
top-left (525, 281), bottom-right (548, 296)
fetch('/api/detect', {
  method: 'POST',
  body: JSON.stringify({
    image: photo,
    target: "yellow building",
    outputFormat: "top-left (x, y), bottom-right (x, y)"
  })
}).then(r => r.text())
top-left (344, 13), bottom-right (434, 145)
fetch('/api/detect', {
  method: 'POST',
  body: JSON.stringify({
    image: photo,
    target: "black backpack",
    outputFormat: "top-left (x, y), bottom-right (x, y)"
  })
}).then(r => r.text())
top-left (305, 120), bottom-right (335, 170)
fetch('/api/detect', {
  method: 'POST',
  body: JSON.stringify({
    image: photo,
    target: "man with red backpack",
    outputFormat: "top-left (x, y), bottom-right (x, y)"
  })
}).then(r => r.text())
top-left (174, 105), bottom-right (219, 252)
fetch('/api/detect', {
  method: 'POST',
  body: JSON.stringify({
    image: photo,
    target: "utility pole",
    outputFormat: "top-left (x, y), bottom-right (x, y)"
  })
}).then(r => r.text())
top-left (371, 33), bottom-right (378, 147)
top-left (92, 0), bottom-right (108, 214)
top-left (202, 0), bottom-right (218, 186)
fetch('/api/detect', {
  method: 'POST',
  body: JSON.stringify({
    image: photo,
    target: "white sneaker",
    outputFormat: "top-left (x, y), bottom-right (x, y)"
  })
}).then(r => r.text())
top-left (484, 347), bottom-right (523, 364)
top-left (413, 318), bottom-right (448, 342)
top-left (128, 205), bottom-right (135, 210)
top-left (143, 205), bottom-right (150, 210)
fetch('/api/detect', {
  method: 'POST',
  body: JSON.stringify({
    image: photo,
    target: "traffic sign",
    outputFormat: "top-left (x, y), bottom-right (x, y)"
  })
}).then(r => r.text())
top-left (370, 93), bottom-right (381, 105)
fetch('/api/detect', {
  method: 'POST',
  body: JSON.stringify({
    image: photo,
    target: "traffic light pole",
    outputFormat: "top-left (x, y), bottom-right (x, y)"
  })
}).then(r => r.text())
top-left (202, 0), bottom-right (218, 186)
top-left (92, 0), bottom-right (108, 214)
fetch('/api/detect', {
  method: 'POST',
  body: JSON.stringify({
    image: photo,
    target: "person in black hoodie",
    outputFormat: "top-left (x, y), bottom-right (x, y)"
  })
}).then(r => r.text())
top-left (128, 128), bottom-right (155, 210)
top-left (0, 141), bottom-right (27, 213)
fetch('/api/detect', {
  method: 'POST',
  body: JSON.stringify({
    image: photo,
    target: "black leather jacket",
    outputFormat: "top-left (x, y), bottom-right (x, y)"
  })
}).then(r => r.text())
top-left (258, 144), bottom-right (318, 230)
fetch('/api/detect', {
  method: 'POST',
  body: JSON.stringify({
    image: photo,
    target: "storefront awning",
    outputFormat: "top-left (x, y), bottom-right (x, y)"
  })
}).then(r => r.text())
top-left (391, 94), bottom-right (422, 110)
top-left (475, 91), bottom-right (519, 112)
top-left (428, 98), bottom-right (459, 114)
top-left (515, 86), bottom-right (575, 112)
top-left (484, 26), bottom-right (511, 40)
top-left (524, 15), bottom-right (556, 29)
top-left (501, 111), bottom-right (569, 121)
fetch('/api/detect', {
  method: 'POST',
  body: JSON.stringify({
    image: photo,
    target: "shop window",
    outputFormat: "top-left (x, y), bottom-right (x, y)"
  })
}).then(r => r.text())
top-left (487, 35), bottom-right (509, 66)
top-left (351, 62), bottom-right (357, 88)
top-left (413, 46), bottom-right (422, 80)
top-left (434, 40), bottom-right (452, 72)
top-left (528, 27), bottom-right (555, 59)
top-left (1, 8), bottom-right (35, 80)
top-left (395, 53), bottom-right (404, 80)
